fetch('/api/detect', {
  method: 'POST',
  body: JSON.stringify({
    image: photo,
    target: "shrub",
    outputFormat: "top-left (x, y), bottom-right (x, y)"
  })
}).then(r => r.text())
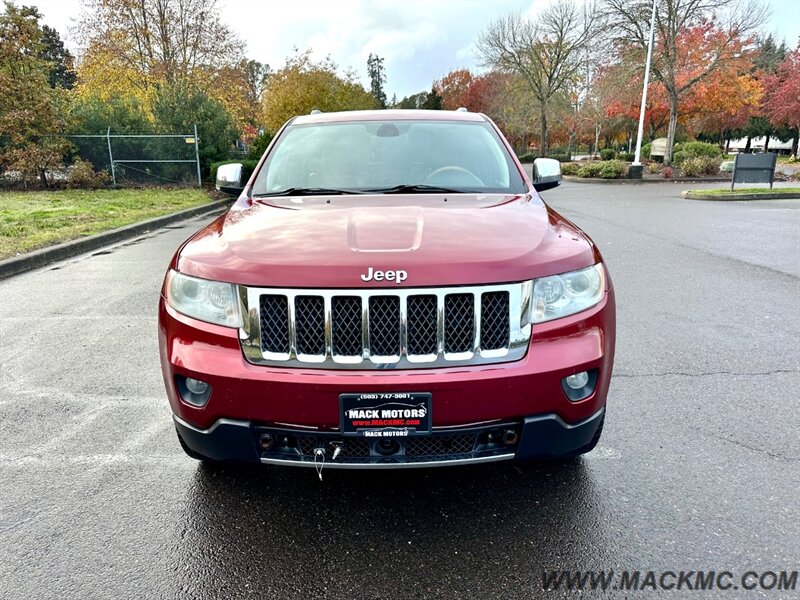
top-left (680, 157), bottom-right (703, 177)
top-left (548, 153), bottom-right (571, 162)
top-left (642, 142), bottom-right (650, 158)
top-left (671, 150), bottom-right (688, 166)
top-left (646, 161), bottom-right (662, 174)
top-left (560, 162), bottom-right (580, 176)
top-left (67, 159), bottom-right (111, 188)
top-left (619, 152), bottom-right (635, 162)
top-left (210, 159), bottom-right (259, 183)
top-left (598, 160), bottom-right (629, 179)
top-left (674, 141), bottom-right (722, 159)
top-left (247, 132), bottom-right (273, 160)
top-left (517, 152), bottom-right (536, 163)
top-left (600, 148), bottom-right (616, 161)
top-left (661, 166), bottom-right (674, 179)
top-left (577, 162), bottom-right (605, 178)
top-left (681, 156), bottom-right (723, 177)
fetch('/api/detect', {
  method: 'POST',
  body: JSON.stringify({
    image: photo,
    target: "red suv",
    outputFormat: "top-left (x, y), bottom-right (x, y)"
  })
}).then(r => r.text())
top-left (159, 109), bottom-right (615, 470)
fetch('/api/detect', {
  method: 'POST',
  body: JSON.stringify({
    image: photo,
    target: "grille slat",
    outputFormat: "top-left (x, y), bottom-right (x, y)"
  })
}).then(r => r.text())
top-left (444, 294), bottom-right (475, 354)
top-left (260, 295), bottom-right (290, 354)
top-left (251, 285), bottom-right (519, 369)
top-left (295, 296), bottom-right (325, 356)
top-left (480, 291), bottom-right (510, 350)
top-left (407, 295), bottom-right (438, 356)
top-left (368, 296), bottom-right (401, 356)
top-left (332, 297), bottom-right (363, 356)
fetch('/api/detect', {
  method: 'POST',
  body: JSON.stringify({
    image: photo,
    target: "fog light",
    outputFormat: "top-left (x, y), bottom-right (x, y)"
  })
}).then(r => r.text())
top-left (185, 377), bottom-right (209, 395)
top-left (565, 371), bottom-right (589, 390)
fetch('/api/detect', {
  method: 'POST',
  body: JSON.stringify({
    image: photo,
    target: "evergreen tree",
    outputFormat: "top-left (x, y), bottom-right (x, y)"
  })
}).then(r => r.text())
top-left (367, 53), bottom-right (387, 109)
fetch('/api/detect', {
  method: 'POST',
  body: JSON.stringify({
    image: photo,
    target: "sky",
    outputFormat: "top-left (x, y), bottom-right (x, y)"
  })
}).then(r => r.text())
top-left (26, 0), bottom-right (800, 99)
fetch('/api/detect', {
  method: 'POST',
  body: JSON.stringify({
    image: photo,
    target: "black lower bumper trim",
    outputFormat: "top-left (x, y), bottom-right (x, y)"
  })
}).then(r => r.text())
top-left (173, 407), bottom-right (605, 467)
top-left (515, 408), bottom-right (605, 460)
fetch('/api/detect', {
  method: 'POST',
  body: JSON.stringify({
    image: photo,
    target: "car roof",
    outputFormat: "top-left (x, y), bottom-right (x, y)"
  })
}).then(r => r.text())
top-left (291, 109), bottom-right (488, 125)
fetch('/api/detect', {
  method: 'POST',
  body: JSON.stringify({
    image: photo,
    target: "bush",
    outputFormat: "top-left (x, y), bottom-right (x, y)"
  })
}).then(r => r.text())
top-left (549, 153), bottom-right (571, 162)
top-left (680, 157), bottom-right (702, 177)
top-left (680, 156), bottom-right (723, 177)
top-left (598, 160), bottom-right (629, 179)
top-left (67, 159), bottom-right (111, 188)
top-left (600, 148), bottom-right (616, 161)
top-left (517, 152), bottom-right (536, 163)
top-left (210, 159), bottom-right (259, 183)
top-left (674, 141), bottom-right (722, 159)
top-left (247, 132), bottom-right (273, 160)
top-left (642, 142), bottom-right (650, 158)
top-left (619, 152), bottom-right (635, 162)
top-left (577, 162), bottom-right (605, 178)
top-left (672, 150), bottom-right (688, 166)
top-left (560, 162), bottom-right (580, 176)
top-left (661, 166), bottom-right (674, 179)
top-left (646, 161), bottom-right (662, 174)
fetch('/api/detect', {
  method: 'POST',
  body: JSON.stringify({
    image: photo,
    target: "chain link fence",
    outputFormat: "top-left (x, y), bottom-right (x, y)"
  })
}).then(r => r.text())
top-left (64, 126), bottom-right (202, 187)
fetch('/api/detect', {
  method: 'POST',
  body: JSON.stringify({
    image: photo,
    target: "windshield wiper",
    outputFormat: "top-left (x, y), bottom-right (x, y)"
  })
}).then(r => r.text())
top-left (253, 187), bottom-right (364, 197)
top-left (364, 184), bottom-right (467, 194)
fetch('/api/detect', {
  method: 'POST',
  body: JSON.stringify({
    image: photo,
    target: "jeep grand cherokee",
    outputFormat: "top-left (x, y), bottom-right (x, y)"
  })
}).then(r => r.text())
top-left (158, 109), bottom-right (616, 470)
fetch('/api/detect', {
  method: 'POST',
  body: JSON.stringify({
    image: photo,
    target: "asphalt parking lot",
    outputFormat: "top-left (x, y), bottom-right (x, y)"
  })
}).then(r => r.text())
top-left (1, 182), bottom-right (798, 598)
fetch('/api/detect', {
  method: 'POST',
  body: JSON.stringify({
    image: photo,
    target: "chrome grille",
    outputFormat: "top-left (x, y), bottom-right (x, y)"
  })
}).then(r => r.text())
top-left (240, 282), bottom-right (532, 369)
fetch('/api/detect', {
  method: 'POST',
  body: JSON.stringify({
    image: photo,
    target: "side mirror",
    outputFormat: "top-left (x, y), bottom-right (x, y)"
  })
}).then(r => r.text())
top-left (532, 158), bottom-right (562, 192)
top-left (216, 163), bottom-right (244, 196)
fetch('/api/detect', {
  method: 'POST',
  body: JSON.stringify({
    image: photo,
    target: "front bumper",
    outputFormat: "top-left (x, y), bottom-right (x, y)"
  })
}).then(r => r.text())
top-left (174, 408), bottom-right (605, 467)
top-left (158, 287), bottom-right (615, 434)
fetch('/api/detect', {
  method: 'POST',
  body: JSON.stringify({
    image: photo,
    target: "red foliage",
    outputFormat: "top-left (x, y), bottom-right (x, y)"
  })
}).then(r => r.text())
top-left (761, 48), bottom-right (800, 128)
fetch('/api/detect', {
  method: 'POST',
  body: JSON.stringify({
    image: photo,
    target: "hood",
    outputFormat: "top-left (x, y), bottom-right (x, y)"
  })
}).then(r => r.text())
top-left (174, 194), bottom-right (599, 288)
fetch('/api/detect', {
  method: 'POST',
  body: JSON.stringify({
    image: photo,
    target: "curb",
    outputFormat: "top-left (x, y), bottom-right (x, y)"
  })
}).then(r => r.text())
top-left (681, 191), bottom-right (800, 201)
top-left (0, 198), bottom-right (232, 280)
top-left (563, 176), bottom-right (731, 184)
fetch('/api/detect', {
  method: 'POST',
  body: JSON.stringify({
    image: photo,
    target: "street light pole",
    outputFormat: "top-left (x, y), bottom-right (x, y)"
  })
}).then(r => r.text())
top-left (630, 0), bottom-right (657, 179)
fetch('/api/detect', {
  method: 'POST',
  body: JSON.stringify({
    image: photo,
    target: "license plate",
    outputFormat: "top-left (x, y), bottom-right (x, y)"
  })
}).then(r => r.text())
top-left (340, 392), bottom-right (432, 437)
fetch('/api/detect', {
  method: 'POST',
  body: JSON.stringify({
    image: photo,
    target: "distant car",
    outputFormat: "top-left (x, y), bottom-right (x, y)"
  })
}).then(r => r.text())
top-left (159, 109), bottom-right (615, 470)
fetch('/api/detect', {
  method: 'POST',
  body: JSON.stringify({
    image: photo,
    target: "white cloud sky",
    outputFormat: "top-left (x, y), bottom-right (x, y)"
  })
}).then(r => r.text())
top-left (26, 0), bottom-right (800, 99)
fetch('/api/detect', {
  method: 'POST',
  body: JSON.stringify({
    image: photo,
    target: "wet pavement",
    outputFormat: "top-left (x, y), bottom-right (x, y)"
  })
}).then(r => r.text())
top-left (1, 183), bottom-right (798, 598)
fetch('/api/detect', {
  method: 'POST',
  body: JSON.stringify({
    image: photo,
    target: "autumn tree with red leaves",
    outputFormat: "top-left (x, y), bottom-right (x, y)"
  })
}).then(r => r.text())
top-left (761, 48), bottom-right (800, 157)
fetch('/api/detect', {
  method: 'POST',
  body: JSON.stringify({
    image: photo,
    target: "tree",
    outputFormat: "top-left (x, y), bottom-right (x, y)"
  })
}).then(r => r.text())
top-left (477, 1), bottom-right (599, 156)
top-left (0, 2), bottom-right (72, 186)
top-left (605, 0), bottom-right (767, 165)
top-left (435, 68), bottom-right (473, 110)
top-left (261, 51), bottom-right (378, 132)
top-left (367, 53), bottom-right (387, 109)
top-left (76, 0), bottom-right (243, 89)
top-left (151, 82), bottom-right (237, 173)
top-left (421, 86), bottom-right (442, 110)
top-left (761, 48), bottom-right (800, 157)
top-left (40, 25), bottom-right (76, 89)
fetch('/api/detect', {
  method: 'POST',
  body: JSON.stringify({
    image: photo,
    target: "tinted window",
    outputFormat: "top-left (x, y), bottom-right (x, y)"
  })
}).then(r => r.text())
top-left (251, 120), bottom-right (526, 195)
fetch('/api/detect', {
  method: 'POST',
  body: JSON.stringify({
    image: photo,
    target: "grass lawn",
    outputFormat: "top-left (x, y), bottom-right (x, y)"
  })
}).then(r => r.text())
top-left (0, 188), bottom-right (215, 260)
top-left (687, 187), bottom-right (800, 195)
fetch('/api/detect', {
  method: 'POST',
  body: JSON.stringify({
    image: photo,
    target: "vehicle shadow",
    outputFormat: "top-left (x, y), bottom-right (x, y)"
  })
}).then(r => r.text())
top-left (172, 460), bottom-right (608, 598)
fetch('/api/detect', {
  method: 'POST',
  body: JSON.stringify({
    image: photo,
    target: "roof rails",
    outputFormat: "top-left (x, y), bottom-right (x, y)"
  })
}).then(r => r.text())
top-left (456, 107), bottom-right (468, 112)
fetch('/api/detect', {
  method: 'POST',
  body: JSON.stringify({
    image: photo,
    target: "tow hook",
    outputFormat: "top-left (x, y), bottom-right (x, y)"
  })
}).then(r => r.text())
top-left (314, 442), bottom-right (343, 481)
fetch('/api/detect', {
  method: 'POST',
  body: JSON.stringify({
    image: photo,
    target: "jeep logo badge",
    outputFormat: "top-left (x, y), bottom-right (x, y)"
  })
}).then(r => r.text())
top-left (360, 267), bottom-right (408, 284)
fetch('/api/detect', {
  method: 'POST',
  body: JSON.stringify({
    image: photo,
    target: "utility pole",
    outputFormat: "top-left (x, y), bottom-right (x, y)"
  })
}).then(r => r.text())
top-left (630, 0), bottom-right (657, 179)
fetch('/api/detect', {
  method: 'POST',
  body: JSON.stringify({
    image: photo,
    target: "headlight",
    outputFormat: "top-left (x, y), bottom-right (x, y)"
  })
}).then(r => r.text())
top-left (526, 263), bottom-right (605, 324)
top-left (165, 270), bottom-right (241, 328)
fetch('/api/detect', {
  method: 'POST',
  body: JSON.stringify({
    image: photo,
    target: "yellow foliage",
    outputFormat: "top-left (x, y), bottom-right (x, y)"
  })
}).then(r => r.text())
top-left (261, 50), bottom-right (378, 133)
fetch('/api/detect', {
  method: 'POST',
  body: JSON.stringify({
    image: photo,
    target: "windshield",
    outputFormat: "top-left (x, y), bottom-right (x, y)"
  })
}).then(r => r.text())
top-left (251, 119), bottom-right (526, 196)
